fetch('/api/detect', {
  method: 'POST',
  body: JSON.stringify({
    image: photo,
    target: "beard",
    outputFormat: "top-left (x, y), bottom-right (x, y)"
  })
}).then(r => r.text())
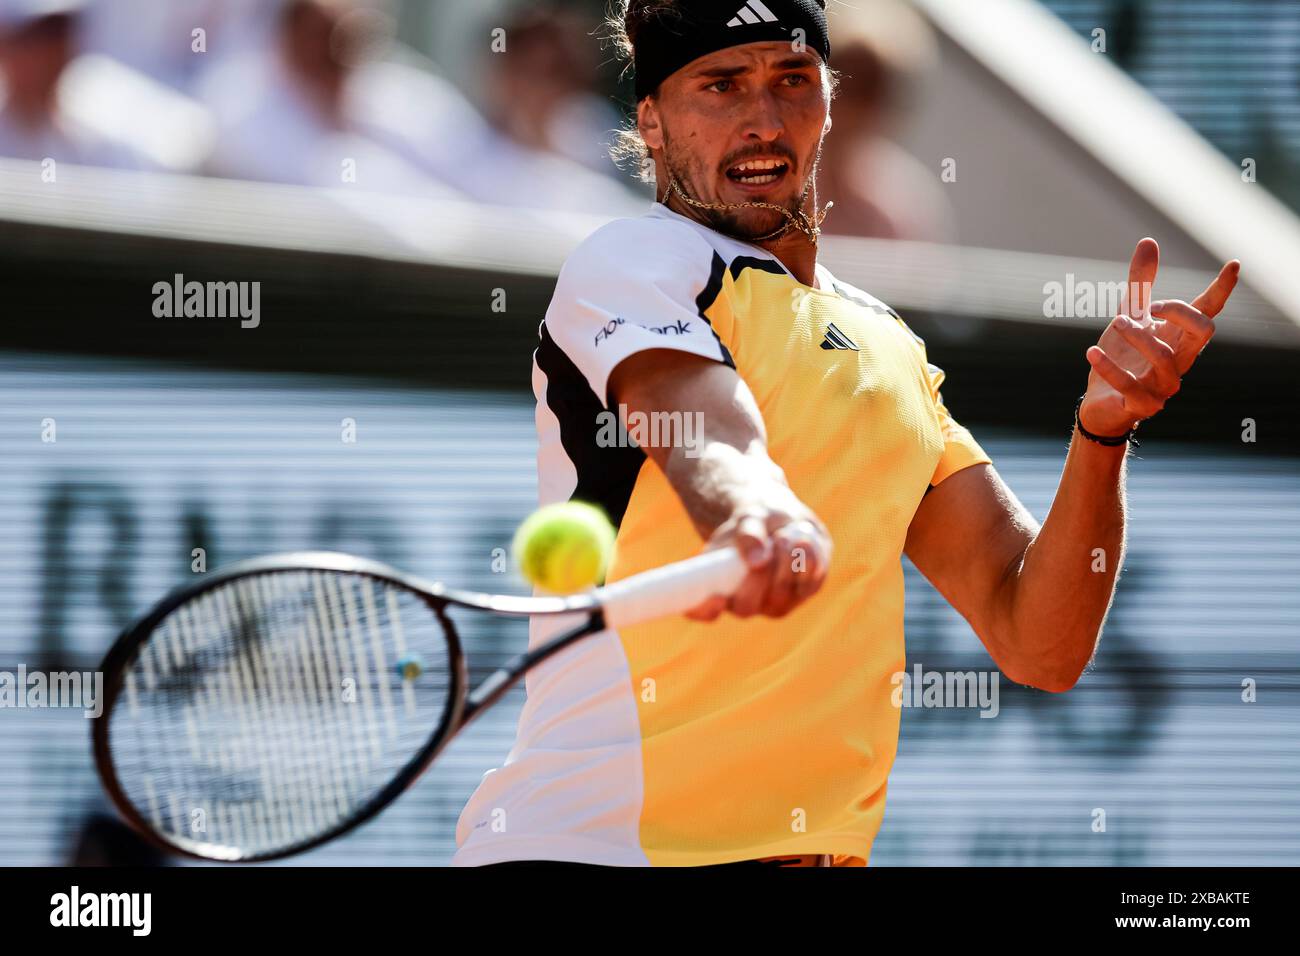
top-left (659, 135), bottom-right (822, 243)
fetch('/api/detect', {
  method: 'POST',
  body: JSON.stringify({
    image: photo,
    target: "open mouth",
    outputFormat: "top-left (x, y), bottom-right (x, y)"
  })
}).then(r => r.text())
top-left (726, 158), bottom-right (790, 188)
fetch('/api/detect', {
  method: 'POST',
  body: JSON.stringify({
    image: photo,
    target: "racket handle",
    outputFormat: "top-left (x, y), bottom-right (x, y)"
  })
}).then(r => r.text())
top-left (598, 547), bottom-right (749, 629)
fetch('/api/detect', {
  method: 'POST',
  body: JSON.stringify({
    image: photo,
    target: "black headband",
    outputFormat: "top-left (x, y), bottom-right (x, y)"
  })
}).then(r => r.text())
top-left (633, 0), bottom-right (831, 102)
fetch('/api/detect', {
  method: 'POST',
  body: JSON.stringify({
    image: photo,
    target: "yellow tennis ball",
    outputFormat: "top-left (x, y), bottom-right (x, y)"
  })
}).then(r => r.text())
top-left (513, 501), bottom-right (616, 594)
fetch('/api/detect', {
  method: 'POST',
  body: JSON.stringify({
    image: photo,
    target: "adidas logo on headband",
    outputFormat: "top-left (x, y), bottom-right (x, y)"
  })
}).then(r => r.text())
top-left (728, 0), bottom-right (780, 27)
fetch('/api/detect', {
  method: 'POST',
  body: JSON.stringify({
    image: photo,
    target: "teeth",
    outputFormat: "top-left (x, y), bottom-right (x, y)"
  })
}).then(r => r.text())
top-left (729, 158), bottom-right (788, 186)
top-left (733, 159), bottom-right (786, 173)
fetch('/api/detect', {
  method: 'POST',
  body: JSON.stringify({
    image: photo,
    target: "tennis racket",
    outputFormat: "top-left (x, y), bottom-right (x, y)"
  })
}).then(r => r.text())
top-left (92, 547), bottom-right (747, 862)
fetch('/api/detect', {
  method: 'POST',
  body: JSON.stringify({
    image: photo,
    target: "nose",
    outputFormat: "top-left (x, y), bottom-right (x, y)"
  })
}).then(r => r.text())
top-left (739, 88), bottom-right (785, 144)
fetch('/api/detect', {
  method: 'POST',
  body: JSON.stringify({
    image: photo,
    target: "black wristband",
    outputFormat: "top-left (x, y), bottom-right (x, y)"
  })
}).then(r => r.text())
top-left (1074, 396), bottom-right (1140, 448)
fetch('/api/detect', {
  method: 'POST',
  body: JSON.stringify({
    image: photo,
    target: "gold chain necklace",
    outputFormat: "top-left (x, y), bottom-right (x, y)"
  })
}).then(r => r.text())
top-left (661, 170), bottom-right (834, 245)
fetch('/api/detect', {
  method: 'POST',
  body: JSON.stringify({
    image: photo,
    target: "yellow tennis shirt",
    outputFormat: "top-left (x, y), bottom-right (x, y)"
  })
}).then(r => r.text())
top-left (453, 202), bottom-right (990, 867)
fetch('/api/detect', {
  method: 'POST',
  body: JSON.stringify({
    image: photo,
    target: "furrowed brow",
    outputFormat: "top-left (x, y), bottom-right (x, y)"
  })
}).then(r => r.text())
top-left (689, 64), bottom-right (753, 79)
top-left (690, 54), bottom-right (821, 79)
top-left (773, 55), bottom-right (819, 71)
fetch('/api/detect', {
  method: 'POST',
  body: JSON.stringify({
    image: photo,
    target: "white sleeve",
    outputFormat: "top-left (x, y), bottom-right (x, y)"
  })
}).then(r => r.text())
top-left (542, 219), bottom-right (735, 409)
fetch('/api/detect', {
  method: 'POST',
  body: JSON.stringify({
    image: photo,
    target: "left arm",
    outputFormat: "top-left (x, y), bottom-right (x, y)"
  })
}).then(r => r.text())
top-left (905, 445), bottom-right (1123, 693)
top-left (905, 240), bottom-right (1240, 692)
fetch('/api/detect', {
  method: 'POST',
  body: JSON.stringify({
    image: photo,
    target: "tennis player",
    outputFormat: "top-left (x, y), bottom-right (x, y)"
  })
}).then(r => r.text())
top-left (454, 0), bottom-right (1240, 867)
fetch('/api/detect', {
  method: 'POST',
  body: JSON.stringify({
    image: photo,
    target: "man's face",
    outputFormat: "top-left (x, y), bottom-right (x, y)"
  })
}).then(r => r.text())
top-left (642, 41), bottom-right (831, 240)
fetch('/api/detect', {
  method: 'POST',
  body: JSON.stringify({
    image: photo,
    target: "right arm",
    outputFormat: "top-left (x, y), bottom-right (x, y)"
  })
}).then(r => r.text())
top-left (608, 348), bottom-right (831, 620)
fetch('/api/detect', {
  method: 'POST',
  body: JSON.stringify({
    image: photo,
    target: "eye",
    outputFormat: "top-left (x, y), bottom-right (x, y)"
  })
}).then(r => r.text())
top-left (781, 74), bottom-right (810, 87)
top-left (707, 79), bottom-right (735, 93)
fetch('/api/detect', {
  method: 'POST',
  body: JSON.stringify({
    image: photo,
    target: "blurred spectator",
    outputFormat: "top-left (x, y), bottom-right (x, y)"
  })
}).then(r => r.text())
top-left (0, 0), bottom-right (153, 168)
top-left (200, 0), bottom-right (646, 213)
top-left (348, 5), bottom-right (644, 214)
top-left (818, 1), bottom-right (955, 242)
top-left (201, 0), bottom-right (460, 196)
top-left (78, 0), bottom-right (271, 96)
top-left (5, 0), bottom-right (645, 213)
top-left (483, 6), bottom-right (626, 180)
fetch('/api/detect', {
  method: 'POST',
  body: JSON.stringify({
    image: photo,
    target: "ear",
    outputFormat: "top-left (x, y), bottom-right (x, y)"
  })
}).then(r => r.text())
top-left (823, 110), bottom-right (833, 136)
top-left (638, 97), bottom-right (664, 151)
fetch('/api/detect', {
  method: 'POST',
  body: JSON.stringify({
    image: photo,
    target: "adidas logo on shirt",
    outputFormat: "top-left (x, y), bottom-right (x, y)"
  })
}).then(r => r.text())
top-left (728, 0), bottom-right (780, 27)
top-left (820, 323), bottom-right (859, 351)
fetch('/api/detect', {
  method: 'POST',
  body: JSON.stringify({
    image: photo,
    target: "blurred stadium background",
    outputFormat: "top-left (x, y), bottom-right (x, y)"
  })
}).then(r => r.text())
top-left (1, 0), bottom-right (1297, 866)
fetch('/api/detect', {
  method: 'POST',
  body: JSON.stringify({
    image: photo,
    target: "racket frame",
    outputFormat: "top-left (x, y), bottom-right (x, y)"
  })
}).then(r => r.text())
top-left (92, 551), bottom-right (604, 863)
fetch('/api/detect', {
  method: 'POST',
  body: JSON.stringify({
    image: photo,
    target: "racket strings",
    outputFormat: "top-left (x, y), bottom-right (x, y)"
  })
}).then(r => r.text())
top-left (109, 570), bottom-right (453, 859)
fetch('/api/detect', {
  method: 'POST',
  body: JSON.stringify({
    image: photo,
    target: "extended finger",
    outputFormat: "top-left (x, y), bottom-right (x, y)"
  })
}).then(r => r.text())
top-left (1124, 238), bottom-right (1160, 321)
top-left (1190, 260), bottom-right (1240, 319)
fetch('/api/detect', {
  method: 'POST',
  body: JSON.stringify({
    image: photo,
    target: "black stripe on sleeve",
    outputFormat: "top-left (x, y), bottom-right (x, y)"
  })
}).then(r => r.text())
top-left (694, 252), bottom-right (736, 369)
top-left (536, 324), bottom-right (648, 529)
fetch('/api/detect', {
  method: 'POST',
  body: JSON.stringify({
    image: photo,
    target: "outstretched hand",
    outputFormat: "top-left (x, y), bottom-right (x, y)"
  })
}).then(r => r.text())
top-left (1081, 238), bottom-right (1240, 437)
